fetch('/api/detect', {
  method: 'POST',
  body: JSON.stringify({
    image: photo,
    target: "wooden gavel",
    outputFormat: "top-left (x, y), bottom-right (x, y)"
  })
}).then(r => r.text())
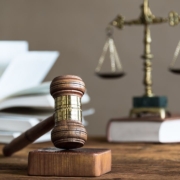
top-left (3, 75), bottom-right (87, 156)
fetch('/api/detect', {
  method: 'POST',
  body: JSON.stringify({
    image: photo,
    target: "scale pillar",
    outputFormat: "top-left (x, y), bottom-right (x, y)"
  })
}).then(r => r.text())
top-left (143, 24), bottom-right (153, 97)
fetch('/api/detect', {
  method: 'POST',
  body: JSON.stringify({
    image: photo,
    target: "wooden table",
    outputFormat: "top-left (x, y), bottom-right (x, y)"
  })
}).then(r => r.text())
top-left (1, 137), bottom-right (180, 179)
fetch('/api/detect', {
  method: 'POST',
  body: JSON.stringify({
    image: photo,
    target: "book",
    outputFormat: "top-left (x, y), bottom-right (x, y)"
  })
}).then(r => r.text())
top-left (0, 51), bottom-right (59, 100)
top-left (0, 81), bottom-right (90, 110)
top-left (0, 90), bottom-right (91, 110)
top-left (0, 111), bottom-right (53, 132)
top-left (82, 108), bottom-right (95, 126)
top-left (0, 131), bottom-right (51, 144)
top-left (0, 115), bottom-right (40, 132)
top-left (107, 116), bottom-right (180, 143)
top-left (0, 94), bottom-right (54, 110)
top-left (0, 50), bottom-right (59, 143)
top-left (0, 51), bottom-right (59, 110)
top-left (0, 41), bottom-right (28, 76)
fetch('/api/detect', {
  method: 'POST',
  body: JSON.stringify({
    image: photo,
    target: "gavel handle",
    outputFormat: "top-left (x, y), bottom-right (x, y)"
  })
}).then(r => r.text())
top-left (3, 115), bottom-right (54, 157)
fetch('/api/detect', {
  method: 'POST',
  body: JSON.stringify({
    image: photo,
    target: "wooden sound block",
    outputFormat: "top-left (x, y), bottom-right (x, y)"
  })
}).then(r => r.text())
top-left (28, 148), bottom-right (111, 177)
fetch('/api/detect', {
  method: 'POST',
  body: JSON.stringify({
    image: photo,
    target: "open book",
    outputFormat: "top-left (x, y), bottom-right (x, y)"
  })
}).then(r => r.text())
top-left (0, 51), bottom-right (59, 100)
top-left (0, 41), bottom-right (28, 76)
top-left (0, 81), bottom-right (91, 110)
top-left (0, 48), bottom-right (60, 143)
top-left (0, 51), bottom-right (59, 110)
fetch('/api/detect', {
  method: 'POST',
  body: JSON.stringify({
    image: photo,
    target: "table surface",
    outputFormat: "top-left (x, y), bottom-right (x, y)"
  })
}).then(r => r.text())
top-left (1, 137), bottom-right (180, 180)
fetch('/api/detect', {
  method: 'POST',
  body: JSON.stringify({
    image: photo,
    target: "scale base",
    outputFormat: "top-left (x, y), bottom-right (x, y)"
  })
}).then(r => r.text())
top-left (28, 147), bottom-right (111, 177)
top-left (130, 107), bottom-right (170, 119)
top-left (133, 96), bottom-right (168, 108)
top-left (131, 96), bottom-right (169, 119)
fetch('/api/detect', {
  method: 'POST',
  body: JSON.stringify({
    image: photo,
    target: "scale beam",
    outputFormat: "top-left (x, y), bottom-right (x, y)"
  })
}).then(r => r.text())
top-left (106, 0), bottom-right (180, 118)
top-left (111, 0), bottom-right (180, 29)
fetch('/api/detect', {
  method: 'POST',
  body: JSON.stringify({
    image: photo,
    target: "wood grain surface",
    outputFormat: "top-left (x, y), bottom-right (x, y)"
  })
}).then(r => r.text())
top-left (28, 148), bottom-right (111, 176)
top-left (1, 137), bottom-right (180, 179)
top-left (51, 120), bottom-right (87, 149)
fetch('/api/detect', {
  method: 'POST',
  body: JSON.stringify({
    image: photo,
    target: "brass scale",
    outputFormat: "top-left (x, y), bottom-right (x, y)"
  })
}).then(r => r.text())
top-left (95, 0), bottom-right (180, 119)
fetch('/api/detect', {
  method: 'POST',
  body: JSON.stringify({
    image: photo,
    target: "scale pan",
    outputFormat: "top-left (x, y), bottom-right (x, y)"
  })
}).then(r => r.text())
top-left (95, 72), bottom-right (125, 79)
top-left (169, 68), bottom-right (180, 74)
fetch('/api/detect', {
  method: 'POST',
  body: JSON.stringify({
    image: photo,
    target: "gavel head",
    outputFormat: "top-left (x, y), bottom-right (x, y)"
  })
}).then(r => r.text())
top-left (50, 75), bottom-right (87, 149)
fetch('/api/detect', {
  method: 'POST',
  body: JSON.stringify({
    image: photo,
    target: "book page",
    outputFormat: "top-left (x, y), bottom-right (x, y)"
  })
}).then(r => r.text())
top-left (0, 51), bottom-right (59, 100)
top-left (0, 94), bottom-right (54, 110)
top-left (0, 41), bottom-right (28, 76)
top-left (9, 81), bottom-right (51, 97)
top-left (159, 120), bottom-right (180, 143)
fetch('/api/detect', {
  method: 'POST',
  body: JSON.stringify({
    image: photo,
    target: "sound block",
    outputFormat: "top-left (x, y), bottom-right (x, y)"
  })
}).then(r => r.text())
top-left (28, 148), bottom-right (111, 177)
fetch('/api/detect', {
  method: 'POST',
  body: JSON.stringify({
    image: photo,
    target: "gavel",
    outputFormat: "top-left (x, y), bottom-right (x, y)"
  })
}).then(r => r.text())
top-left (3, 75), bottom-right (87, 156)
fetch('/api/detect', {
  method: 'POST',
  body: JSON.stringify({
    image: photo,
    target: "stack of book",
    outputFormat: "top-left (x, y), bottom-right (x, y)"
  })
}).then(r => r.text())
top-left (0, 41), bottom-right (94, 143)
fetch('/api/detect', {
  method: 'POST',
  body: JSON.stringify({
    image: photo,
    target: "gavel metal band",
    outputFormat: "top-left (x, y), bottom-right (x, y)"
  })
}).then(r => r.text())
top-left (55, 96), bottom-right (81, 108)
top-left (55, 95), bottom-right (82, 122)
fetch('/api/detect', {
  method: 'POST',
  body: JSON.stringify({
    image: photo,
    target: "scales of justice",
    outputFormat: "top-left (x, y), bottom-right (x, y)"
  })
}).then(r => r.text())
top-left (95, 0), bottom-right (180, 119)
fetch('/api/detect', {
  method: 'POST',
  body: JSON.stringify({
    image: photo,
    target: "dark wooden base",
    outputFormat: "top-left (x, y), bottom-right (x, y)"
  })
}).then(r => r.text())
top-left (28, 147), bottom-right (111, 177)
top-left (133, 96), bottom-right (167, 108)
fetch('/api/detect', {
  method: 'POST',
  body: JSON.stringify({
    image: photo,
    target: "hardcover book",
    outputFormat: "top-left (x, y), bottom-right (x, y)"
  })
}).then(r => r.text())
top-left (107, 116), bottom-right (180, 143)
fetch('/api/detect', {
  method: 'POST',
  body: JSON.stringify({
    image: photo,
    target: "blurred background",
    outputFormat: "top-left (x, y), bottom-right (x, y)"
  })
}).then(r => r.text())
top-left (0, 0), bottom-right (180, 136)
